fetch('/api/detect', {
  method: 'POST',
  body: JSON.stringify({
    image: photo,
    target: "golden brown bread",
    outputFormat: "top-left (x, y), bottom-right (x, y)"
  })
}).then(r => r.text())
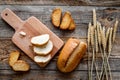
top-left (9, 51), bottom-right (20, 66)
top-left (57, 38), bottom-right (87, 73)
top-left (12, 60), bottom-right (30, 71)
top-left (51, 8), bottom-right (62, 27)
top-left (68, 17), bottom-right (76, 30)
top-left (9, 51), bottom-right (30, 71)
top-left (51, 8), bottom-right (76, 30)
top-left (60, 11), bottom-right (71, 30)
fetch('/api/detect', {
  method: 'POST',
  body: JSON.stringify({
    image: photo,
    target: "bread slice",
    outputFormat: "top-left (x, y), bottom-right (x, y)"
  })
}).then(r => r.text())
top-left (34, 54), bottom-right (51, 63)
top-left (68, 17), bottom-right (76, 30)
top-left (51, 8), bottom-right (62, 27)
top-left (33, 40), bottom-right (53, 55)
top-left (60, 11), bottom-right (71, 30)
top-left (31, 34), bottom-right (50, 46)
top-left (12, 60), bottom-right (30, 71)
top-left (9, 51), bottom-right (20, 66)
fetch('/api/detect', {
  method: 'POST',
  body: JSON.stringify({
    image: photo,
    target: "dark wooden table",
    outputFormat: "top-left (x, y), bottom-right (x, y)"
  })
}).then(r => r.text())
top-left (0, 0), bottom-right (120, 80)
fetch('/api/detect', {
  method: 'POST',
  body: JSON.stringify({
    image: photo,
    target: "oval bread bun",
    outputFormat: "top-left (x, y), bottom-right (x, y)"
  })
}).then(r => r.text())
top-left (33, 40), bottom-right (53, 56)
top-left (57, 38), bottom-right (87, 73)
top-left (34, 54), bottom-right (51, 63)
top-left (31, 34), bottom-right (50, 46)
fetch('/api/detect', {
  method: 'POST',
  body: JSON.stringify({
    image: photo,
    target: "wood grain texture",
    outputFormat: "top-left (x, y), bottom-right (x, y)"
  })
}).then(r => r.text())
top-left (0, 0), bottom-right (120, 6)
top-left (0, 6), bottom-right (120, 38)
top-left (0, 5), bottom-right (120, 80)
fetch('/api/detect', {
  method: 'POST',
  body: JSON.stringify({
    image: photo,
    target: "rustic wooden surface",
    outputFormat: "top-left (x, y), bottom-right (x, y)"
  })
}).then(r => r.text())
top-left (0, 1), bottom-right (120, 80)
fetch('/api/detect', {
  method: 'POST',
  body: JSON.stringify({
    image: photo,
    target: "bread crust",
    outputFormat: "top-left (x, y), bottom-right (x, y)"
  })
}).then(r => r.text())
top-left (31, 34), bottom-right (50, 46)
top-left (60, 11), bottom-right (71, 30)
top-left (68, 17), bottom-right (76, 30)
top-left (51, 8), bottom-right (62, 27)
top-left (9, 51), bottom-right (20, 66)
top-left (57, 38), bottom-right (87, 73)
top-left (12, 60), bottom-right (30, 71)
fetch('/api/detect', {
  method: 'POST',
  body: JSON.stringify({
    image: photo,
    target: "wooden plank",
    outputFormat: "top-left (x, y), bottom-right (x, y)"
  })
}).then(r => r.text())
top-left (0, 39), bottom-right (120, 71)
top-left (0, 70), bottom-right (120, 80)
top-left (0, 6), bottom-right (120, 38)
top-left (1, 56), bottom-right (120, 71)
top-left (0, 70), bottom-right (88, 80)
top-left (0, 0), bottom-right (120, 6)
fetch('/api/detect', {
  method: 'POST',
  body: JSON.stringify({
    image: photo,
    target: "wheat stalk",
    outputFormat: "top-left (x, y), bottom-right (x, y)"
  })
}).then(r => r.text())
top-left (96, 22), bottom-right (106, 80)
top-left (87, 22), bottom-right (91, 80)
top-left (113, 19), bottom-right (119, 43)
top-left (107, 28), bottom-right (113, 80)
top-left (95, 29), bottom-right (100, 80)
top-left (100, 26), bottom-right (109, 80)
top-left (90, 26), bottom-right (94, 80)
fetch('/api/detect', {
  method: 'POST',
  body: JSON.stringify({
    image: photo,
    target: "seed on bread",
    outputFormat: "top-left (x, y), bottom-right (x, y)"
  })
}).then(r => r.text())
top-left (31, 34), bottom-right (50, 46)
top-left (9, 51), bottom-right (20, 66)
top-left (51, 8), bottom-right (62, 27)
top-left (33, 40), bottom-right (53, 56)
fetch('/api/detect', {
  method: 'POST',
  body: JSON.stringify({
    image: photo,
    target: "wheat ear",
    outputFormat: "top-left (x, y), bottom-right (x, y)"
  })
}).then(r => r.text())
top-left (93, 9), bottom-right (97, 28)
top-left (107, 28), bottom-right (113, 80)
top-left (97, 22), bottom-right (102, 46)
top-left (88, 22), bottom-right (92, 47)
top-left (95, 29), bottom-right (100, 80)
top-left (106, 28), bottom-right (110, 52)
top-left (101, 26), bottom-right (106, 50)
top-left (91, 26), bottom-right (95, 48)
top-left (90, 26), bottom-right (95, 80)
top-left (113, 19), bottom-right (119, 43)
top-left (95, 30), bottom-right (99, 53)
top-left (100, 26), bottom-right (109, 80)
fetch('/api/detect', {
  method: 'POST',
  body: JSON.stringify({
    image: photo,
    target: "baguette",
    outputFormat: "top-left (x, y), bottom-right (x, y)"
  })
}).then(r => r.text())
top-left (57, 38), bottom-right (87, 73)
top-left (9, 51), bottom-right (20, 66)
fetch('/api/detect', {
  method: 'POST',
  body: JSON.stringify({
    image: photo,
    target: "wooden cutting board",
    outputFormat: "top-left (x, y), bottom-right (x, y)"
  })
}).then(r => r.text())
top-left (1, 8), bottom-right (64, 67)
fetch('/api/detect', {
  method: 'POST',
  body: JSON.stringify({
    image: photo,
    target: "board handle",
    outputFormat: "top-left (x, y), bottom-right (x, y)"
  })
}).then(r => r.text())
top-left (1, 8), bottom-right (24, 31)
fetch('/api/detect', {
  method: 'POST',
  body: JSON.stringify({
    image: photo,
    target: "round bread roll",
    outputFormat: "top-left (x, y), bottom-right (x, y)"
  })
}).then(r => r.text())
top-left (57, 38), bottom-right (87, 73)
